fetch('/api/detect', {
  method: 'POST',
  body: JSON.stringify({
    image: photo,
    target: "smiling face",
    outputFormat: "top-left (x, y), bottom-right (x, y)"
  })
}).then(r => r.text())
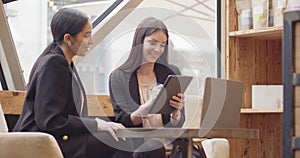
top-left (142, 30), bottom-right (167, 64)
top-left (70, 19), bottom-right (93, 56)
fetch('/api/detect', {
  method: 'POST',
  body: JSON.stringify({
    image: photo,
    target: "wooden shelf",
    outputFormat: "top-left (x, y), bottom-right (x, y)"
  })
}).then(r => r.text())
top-left (229, 26), bottom-right (283, 39)
top-left (226, 0), bottom-right (283, 157)
top-left (241, 108), bottom-right (283, 114)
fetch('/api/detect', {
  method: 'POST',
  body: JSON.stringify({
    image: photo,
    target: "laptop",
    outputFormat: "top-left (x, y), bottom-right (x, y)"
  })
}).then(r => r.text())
top-left (199, 77), bottom-right (244, 129)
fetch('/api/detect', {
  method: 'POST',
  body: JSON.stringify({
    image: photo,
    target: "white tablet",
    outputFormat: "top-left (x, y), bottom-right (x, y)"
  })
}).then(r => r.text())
top-left (148, 75), bottom-right (193, 114)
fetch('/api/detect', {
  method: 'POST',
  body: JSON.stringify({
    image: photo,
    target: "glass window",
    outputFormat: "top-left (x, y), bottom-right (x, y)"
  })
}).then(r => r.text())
top-left (77, 0), bottom-right (217, 96)
top-left (1, 2), bottom-right (25, 90)
top-left (4, 0), bottom-right (48, 84)
top-left (4, 0), bottom-right (114, 83)
top-left (3, 0), bottom-right (218, 95)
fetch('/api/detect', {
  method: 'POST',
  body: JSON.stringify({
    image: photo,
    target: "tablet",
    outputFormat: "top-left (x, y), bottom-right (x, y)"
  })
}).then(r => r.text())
top-left (148, 75), bottom-right (193, 114)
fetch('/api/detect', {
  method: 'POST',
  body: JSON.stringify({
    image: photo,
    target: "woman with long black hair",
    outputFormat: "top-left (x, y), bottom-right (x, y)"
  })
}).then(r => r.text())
top-left (13, 8), bottom-right (130, 158)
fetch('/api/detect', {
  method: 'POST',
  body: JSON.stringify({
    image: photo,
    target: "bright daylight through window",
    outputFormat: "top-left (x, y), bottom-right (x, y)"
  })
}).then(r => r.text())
top-left (2, 0), bottom-right (218, 95)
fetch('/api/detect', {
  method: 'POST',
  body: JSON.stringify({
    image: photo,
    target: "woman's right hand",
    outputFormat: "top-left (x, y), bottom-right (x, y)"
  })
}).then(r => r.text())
top-left (150, 84), bottom-right (164, 100)
top-left (131, 84), bottom-right (164, 117)
top-left (95, 117), bottom-right (125, 142)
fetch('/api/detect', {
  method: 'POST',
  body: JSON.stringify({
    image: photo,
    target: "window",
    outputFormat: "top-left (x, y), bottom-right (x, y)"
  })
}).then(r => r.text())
top-left (77, 0), bottom-right (218, 96)
top-left (1, 0), bottom-right (219, 95)
top-left (0, 1), bottom-right (25, 90)
top-left (3, 0), bottom-right (115, 84)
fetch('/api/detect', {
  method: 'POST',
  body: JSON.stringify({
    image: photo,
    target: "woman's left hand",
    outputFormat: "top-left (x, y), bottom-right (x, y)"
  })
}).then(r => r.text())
top-left (95, 118), bottom-right (126, 142)
top-left (169, 93), bottom-right (184, 115)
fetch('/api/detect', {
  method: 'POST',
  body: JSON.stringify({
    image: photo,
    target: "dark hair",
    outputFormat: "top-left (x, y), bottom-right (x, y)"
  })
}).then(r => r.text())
top-left (119, 17), bottom-right (169, 71)
top-left (42, 8), bottom-right (89, 56)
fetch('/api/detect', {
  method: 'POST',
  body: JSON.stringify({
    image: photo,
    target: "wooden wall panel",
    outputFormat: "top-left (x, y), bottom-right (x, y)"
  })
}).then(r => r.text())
top-left (87, 95), bottom-right (114, 117)
top-left (225, 0), bottom-right (283, 157)
top-left (228, 0), bottom-right (237, 32)
top-left (238, 38), bottom-right (255, 108)
top-left (254, 40), bottom-right (267, 85)
top-left (228, 37), bottom-right (239, 80)
top-left (0, 91), bottom-right (25, 114)
top-left (229, 139), bottom-right (260, 158)
top-left (229, 113), bottom-right (282, 158)
top-left (228, 38), bottom-right (282, 108)
top-left (0, 91), bottom-right (115, 117)
top-left (266, 40), bottom-right (282, 84)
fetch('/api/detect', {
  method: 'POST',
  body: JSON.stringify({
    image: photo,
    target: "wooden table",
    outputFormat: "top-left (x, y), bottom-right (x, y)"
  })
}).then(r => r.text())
top-left (117, 128), bottom-right (259, 158)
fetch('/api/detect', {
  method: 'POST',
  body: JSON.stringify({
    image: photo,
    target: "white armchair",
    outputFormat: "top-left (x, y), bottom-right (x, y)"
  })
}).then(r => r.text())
top-left (201, 138), bottom-right (229, 158)
top-left (0, 104), bottom-right (63, 158)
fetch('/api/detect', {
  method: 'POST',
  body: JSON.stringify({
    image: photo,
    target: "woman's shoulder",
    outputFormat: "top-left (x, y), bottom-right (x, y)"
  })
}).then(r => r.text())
top-left (36, 49), bottom-right (68, 71)
top-left (110, 68), bottom-right (135, 83)
top-left (167, 64), bottom-right (180, 72)
top-left (39, 47), bottom-right (66, 62)
top-left (110, 68), bottom-right (123, 76)
top-left (110, 68), bottom-right (129, 79)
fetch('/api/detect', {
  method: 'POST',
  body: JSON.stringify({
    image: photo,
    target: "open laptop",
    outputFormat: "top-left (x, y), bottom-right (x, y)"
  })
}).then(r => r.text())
top-left (199, 77), bottom-right (244, 129)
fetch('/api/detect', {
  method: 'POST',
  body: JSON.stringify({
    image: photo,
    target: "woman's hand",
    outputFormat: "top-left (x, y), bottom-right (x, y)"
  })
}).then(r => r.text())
top-left (169, 93), bottom-right (184, 119)
top-left (95, 117), bottom-right (126, 142)
top-left (131, 84), bottom-right (164, 118)
top-left (130, 84), bottom-right (164, 125)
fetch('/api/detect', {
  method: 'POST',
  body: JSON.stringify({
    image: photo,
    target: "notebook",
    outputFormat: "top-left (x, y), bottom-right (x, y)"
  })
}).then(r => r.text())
top-left (199, 77), bottom-right (244, 129)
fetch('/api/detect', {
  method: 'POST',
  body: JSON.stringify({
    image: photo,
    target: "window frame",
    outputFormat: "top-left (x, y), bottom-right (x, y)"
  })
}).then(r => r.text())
top-left (0, 1), bottom-right (25, 90)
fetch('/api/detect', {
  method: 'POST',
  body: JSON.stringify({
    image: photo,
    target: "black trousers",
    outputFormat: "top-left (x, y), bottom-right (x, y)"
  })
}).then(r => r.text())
top-left (133, 139), bottom-right (166, 158)
top-left (86, 132), bottom-right (133, 158)
top-left (59, 132), bottom-right (165, 158)
top-left (57, 131), bottom-right (133, 158)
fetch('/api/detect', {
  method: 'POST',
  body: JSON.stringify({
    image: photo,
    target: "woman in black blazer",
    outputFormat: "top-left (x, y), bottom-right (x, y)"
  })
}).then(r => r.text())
top-left (109, 17), bottom-right (186, 157)
top-left (13, 8), bottom-right (131, 158)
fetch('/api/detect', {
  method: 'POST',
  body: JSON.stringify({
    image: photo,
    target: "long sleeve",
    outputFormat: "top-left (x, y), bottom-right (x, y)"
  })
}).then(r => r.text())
top-left (109, 64), bottom-right (186, 128)
top-left (13, 47), bottom-right (105, 158)
top-left (109, 70), bottom-right (141, 127)
top-left (34, 54), bottom-right (97, 136)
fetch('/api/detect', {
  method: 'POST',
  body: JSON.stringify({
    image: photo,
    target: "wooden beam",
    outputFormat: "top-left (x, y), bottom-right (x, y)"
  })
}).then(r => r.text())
top-left (0, 90), bottom-right (114, 117)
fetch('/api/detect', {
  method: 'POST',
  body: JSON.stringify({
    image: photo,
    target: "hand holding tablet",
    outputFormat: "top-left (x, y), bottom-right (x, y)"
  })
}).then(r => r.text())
top-left (148, 75), bottom-right (193, 114)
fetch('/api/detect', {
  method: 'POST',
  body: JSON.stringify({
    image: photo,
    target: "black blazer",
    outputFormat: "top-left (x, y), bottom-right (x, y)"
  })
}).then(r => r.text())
top-left (109, 63), bottom-right (185, 128)
top-left (13, 46), bottom-right (97, 157)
